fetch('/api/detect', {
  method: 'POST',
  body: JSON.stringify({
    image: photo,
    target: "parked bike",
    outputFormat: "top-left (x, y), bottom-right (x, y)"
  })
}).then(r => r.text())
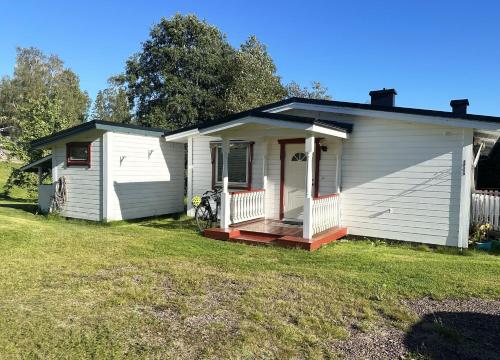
top-left (192, 186), bottom-right (222, 232)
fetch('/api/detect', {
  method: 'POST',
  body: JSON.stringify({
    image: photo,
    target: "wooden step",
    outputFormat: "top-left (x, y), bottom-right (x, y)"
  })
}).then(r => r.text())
top-left (229, 233), bottom-right (278, 246)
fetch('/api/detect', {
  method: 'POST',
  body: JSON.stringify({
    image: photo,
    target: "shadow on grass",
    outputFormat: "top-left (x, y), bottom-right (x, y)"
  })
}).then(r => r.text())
top-left (0, 198), bottom-right (37, 214)
top-left (140, 217), bottom-right (200, 232)
top-left (405, 311), bottom-right (500, 359)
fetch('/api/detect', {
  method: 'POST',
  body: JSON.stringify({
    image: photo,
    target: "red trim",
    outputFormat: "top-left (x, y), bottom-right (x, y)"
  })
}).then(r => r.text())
top-left (230, 189), bottom-right (265, 195)
top-left (278, 138), bottom-right (306, 145)
top-left (279, 138), bottom-right (323, 219)
top-left (313, 193), bottom-right (339, 200)
top-left (210, 145), bottom-right (216, 189)
top-left (247, 142), bottom-right (254, 191)
top-left (66, 142), bottom-right (91, 167)
top-left (314, 141), bottom-right (321, 198)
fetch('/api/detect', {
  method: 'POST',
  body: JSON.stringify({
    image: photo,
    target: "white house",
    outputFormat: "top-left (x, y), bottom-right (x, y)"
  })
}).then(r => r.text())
top-left (22, 89), bottom-right (500, 250)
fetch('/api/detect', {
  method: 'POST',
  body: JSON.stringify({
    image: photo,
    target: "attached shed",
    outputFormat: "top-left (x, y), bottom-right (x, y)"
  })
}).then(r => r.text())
top-left (28, 120), bottom-right (185, 221)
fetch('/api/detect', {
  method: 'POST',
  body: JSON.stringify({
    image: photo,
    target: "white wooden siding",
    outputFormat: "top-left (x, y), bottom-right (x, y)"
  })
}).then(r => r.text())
top-left (52, 130), bottom-right (103, 221)
top-left (107, 132), bottom-right (184, 221)
top-left (280, 109), bottom-right (468, 246)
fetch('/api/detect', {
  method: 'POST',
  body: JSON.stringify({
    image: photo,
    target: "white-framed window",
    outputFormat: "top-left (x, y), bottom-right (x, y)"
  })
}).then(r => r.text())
top-left (212, 141), bottom-right (252, 188)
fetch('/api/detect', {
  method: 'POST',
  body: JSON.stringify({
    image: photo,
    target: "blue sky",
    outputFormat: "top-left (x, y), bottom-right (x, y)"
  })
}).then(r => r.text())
top-left (1, 0), bottom-right (499, 115)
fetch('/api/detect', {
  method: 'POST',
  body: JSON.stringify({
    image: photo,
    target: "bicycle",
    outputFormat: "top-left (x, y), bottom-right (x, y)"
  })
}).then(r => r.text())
top-left (192, 186), bottom-right (222, 232)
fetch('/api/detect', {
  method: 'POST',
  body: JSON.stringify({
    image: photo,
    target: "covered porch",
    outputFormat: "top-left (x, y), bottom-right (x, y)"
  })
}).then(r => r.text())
top-left (177, 111), bottom-right (352, 250)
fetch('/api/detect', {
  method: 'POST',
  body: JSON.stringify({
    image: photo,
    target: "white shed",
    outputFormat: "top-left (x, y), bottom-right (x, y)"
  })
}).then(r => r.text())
top-left (27, 120), bottom-right (185, 221)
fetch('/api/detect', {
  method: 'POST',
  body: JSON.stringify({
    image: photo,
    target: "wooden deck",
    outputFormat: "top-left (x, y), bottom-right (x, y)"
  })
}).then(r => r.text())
top-left (204, 219), bottom-right (348, 251)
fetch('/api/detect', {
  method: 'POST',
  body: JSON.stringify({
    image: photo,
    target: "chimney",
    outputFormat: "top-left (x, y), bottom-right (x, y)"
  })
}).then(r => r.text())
top-left (369, 88), bottom-right (397, 107)
top-left (450, 99), bottom-right (469, 115)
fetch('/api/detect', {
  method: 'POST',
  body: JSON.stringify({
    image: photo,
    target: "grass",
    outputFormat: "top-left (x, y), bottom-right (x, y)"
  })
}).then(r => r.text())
top-left (0, 163), bottom-right (498, 358)
top-left (0, 161), bottom-right (31, 200)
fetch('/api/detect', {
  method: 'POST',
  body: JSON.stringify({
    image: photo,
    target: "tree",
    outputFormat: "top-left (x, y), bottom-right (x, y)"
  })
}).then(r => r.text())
top-left (0, 47), bottom-right (90, 135)
top-left (0, 47), bottom-right (89, 196)
top-left (120, 14), bottom-right (292, 130)
top-left (286, 81), bottom-right (332, 100)
top-left (91, 82), bottom-right (131, 123)
top-left (224, 36), bottom-right (287, 113)
top-left (122, 14), bottom-right (234, 130)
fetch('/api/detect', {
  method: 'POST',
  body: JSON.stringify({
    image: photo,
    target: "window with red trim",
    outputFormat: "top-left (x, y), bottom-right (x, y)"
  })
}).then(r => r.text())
top-left (211, 141), bottom-right (253, 189)
top-left (66, 142), bottom-right (91, 167)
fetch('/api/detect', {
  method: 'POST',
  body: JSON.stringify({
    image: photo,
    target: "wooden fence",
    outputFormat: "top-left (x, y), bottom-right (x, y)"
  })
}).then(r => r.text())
top-left (471, 190), bottom-right (500, 230)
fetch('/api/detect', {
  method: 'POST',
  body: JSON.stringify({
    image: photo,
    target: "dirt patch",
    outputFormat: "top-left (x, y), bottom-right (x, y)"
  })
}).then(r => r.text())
top-left (331, 297), bottom-right (500, 359)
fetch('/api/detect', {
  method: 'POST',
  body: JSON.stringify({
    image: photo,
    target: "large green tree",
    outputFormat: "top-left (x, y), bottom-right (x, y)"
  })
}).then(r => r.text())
top-left (0, 47), bottom-right (89, 196)
top-left (123, 14), bottom-right (234, 130)
top-left (121, 14), bottom-right (290, 130)
top-left (0, 47), bottom-right (90, 134)
top-left (224, 36), bottom-right (287, 113)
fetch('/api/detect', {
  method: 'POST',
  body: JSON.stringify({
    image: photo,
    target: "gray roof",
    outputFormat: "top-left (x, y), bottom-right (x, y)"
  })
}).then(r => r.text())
top-left (31, 120), bottom-right (166, 148)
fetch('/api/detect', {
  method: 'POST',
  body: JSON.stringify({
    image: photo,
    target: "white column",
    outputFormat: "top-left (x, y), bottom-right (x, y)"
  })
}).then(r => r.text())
top-left (102, 132), bottom-right (112, 222)
top-left (458, 128), bottom-right (473, 249)
top-left (220, 138), bottom-right (231, 229)
top-left (303, 136), bottom-right (315, 240)
top-left (262, 141), bottom-right (268, 218)
top-left (186, 137), bottom-right (194, 217)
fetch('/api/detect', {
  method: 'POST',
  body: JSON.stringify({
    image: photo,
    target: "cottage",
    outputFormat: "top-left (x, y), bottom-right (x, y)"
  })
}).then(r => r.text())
top-left (22, 89), bottom-right (500, 249)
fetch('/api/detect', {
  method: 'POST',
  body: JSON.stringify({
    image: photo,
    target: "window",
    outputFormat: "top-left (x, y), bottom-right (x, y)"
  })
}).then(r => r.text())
top-left (66, 142), bottom-right (91, 167)
top-left (291, 152), bottom-right (307, 161)
top-left (212, 141), bottom-right (253, 188)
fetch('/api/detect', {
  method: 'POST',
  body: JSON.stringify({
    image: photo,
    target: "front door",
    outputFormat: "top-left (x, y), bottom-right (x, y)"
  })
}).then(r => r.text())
top-left (283, 144), bottom-right (308, 221)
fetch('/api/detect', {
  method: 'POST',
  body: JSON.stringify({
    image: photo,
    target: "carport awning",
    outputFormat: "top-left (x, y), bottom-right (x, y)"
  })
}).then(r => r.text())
top-left (19, 155), bottom-right (52, 172)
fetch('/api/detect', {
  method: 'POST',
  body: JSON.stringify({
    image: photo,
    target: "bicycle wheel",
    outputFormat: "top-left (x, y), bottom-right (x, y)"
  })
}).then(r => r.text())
top-left (195, 204), bottom-right (213, 232)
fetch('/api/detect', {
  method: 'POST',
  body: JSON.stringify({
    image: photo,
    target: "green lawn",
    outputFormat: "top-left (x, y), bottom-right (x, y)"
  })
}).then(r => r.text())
top-left (0, 163), bottom-right (498, 358)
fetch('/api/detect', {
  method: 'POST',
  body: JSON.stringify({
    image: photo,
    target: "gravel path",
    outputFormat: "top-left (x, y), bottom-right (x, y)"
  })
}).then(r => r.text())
top-left (331, 297), bottom-right (500, 359)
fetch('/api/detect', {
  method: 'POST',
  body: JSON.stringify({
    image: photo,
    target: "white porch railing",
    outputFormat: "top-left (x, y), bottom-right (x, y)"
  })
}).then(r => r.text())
top-left (472, 190), bottom-right (500, 230)
top-left (230, 189), bottom-right (265, 224)
top-left (312, 193), bottom-right (341, 235)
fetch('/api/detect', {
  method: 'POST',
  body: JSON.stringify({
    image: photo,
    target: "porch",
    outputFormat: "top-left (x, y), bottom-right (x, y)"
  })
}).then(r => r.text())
top-left (205, 217), bottom-right (348, 251)
top-left (168, 110), bottom-right (353, 250)
top-left (204, 137), bottom-right (349, 249)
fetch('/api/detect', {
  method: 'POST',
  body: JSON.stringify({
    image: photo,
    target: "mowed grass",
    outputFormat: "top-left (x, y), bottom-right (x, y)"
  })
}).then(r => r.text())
top-left (0, 205), bottom-right (499, 358)
top-left (0, 163), bottom-right (499, 358)
top-left (0, 161), bottom-right (31, 200)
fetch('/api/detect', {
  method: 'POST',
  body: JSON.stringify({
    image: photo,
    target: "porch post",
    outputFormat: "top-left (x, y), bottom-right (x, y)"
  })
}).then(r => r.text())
top-left (220, 138), bottom-right (231, 229)
top-left (37, 167), bottom-right (43, 185)
top-left (262, 141), bottom-right (268, 218)
top-left (303, 135), bottom-right (315, 240)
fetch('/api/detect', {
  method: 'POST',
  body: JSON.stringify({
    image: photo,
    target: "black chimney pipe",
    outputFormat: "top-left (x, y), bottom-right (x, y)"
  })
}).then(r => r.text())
top-left (450, 99), bottom-right (469, 115)
top-left (369, 88), bottom-right (397, 107)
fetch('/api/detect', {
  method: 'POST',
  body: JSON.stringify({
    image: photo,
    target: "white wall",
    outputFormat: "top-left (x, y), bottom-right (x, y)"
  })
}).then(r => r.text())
top-left (52, 130), bottom-right (103, 221)
top-left (106, 132), bottom-right (184, 221)
top-left (282, 108), bottom-right (469, 247)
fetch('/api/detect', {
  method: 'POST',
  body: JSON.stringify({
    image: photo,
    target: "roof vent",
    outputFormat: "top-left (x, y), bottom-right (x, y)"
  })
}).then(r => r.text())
top-left (450, 99), bottom-right (469, 116)
top-left (369, 88), bottom-right (397, 107)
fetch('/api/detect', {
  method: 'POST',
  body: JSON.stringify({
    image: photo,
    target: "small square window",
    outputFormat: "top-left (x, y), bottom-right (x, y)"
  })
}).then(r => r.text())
top-left (66, 142), bottom-right (91, 167)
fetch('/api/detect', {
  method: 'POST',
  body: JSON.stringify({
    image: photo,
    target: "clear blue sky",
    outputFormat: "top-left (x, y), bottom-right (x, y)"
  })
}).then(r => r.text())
top-left (1, 0), bottom-right (499, 115)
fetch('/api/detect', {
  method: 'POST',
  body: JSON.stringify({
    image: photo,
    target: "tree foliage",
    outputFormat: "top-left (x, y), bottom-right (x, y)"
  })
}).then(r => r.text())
top-left (122, 14), bottom-right (234, 130)
top-left (286, 80), bottom-right (332, 100)
top-left (224, 36), bottom-right (287, 113)
top-left (120, 15), bottom-right (288, 129)
top-left (0, 47), bottom-right (89, 196)
top-left (91, 81), bottom-right (131, 123)
top-left (0, 47), bottom-right (90, 134)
